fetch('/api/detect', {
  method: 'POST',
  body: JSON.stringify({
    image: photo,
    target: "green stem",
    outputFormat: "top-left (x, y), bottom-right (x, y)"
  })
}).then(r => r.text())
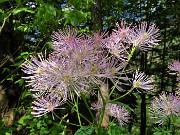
top-left (75, 96), bottom-right (82, 126)
top-left (97, 87), bottom-right (106, 129)
top-left (109, 47), bottom-right (136, 98)
top-left (0, 4), bottom-right (20, 33)
top-left (66, 100), bottom-right (92, 124)
top-left (81, 94), bottom-right (95, 122)
top-left (111, 87), bottom-right (135, 102)
top-left (53, 112), bottom-right (80, 127)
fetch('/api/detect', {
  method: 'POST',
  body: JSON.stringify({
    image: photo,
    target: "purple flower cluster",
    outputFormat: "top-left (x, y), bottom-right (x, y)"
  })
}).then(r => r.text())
top-left (168, 60), bottom-right (180, 96)
top-left (150, 60), bottom-right (180, 125)
top-left (169, 60), bottom-right (180, 82)
top-left (106, 103), bottom-right (129, 125)
top-left (150, 92), bottom-right (180, 124)
top-left (91, 102), bottom-right (129, 126)
top-left (31, 93), bottom-right (65, 119)
top-left (22, 21), bottom-right (160, 118)
top-left (127, 22), bottom-right (160, 51)
top-left (169, 60), bottom-right (180, 73)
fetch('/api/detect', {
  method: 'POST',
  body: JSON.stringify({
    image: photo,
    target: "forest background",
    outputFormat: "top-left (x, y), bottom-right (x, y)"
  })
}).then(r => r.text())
top-left (0, 0), bottom-right (180, 135)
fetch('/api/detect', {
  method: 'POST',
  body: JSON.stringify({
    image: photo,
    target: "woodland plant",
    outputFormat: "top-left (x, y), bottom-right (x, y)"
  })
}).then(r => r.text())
top-left (148, 60), bottom-right (180, 134)
top-left (150, 92), bottom-right (180, 125)
top-left (20, 20), bottom-right (180, 134)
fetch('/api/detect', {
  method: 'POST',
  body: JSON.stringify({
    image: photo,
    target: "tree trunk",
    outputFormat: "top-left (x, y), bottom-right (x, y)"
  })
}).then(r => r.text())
top-left (91, 0), bottom-right (102, 31)
top-left (140, 52), bottom-right (147, 135)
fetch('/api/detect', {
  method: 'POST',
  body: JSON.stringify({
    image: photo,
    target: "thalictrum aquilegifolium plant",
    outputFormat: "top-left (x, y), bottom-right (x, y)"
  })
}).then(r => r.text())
top-left (21, 20), bottom-right (179, 134)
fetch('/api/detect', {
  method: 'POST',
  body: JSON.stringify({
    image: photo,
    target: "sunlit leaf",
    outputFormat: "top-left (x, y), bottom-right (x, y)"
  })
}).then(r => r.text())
top-left (15, 79), bottom-right (24, 86)
top-left (18, 115), bottom-right (33, 126)
top-left (45, 4), bottom-right (56, 16)
top-left (0, 9), bottom-right (4, 13)
top-left (13, 8), bottom-right (35, 15)
top-left (22, 91), bottom-right (31, 98)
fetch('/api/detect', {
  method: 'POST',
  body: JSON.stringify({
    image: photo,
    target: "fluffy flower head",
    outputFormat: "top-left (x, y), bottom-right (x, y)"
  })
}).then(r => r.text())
top-left (127, 22), bottom-right (160, 51)
top-left (169, 60), bottom-right (180, 73)
top-left (31, 93), bottom-right (65, 119)
top-left (150, 92), bottom-right (180, 124)
top-left (133, 71), bottom-right (154, 91)
top-left (91, 102), bottom-right (129, 125)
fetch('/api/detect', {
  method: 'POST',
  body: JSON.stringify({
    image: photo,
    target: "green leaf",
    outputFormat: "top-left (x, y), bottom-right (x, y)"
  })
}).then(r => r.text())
top-left (70, 104), bottom-right (74, 113)
top-left (6, 77), bottom-right (13, 81)
top-left (75, 126), bottom-right (94, 135)
top-left (13, 8), bottom-right (35, 15)
top-left (14, 79), bottom-right (24, 86)
top-left (51, 123), bottom-right (64, 133)
top-left (17, 24), bottom-right (30, 32)
top-left (108, 124), bottom-right (131, 135)
top-left (15, 0), bottom-right (21, 4)
top-left (0, 0), bottom-right (8, 3)
top-left (0, 9), bottom-right (4, 23)
top-left (98, 127), bottom-right (109, 135)
top-left (0, 128), bottom-right (11, 135)
top-left (65, 9), bottom-right (87, 26)
top-left (109, 125), bottom-right (124, 135)
top-left (15, 51), bottom-right (32, 60)
top-left (12, 61), bottom-right (23, 67)
top-left (0, 14), bottom-right (4, 23)
top-left (40, 127), bottom-right (49, 134)
top-left (21, 52), bottom-right (30, 55)
top-left (0, 118), bottom-right (5, 129)
top-left (68, 0), bottom-right (81, 9)
top-left (35, 0), bottom-right (44, 4)
top-left (47, 120), bottom-right (52, 125)
top-left (37, 6), bottom-right (45, 19)
top-left (51, 130), bottom-right (57, 135)
top-left (37, 121), bottom-right (42, 129)
top-left (18, 115), bottom-right (33, 126)
top-left (2, 67), bottom-right (10, 73)
top-left (44, 12), bottom-right (52, 21)
top-left (0, 9), bottom-right (4, 13)
top-left (45, 4), bottom-right (56, 16)
top-left (43, 114), bottom-right (49, 119)
top-left (5, 132), bottom-right (11, 135)
top-left (22, 91), bottom-right (31, 98)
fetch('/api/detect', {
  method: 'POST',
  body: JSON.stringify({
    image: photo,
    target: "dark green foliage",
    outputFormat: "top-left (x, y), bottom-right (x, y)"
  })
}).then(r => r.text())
top-left (16, 113), bottom-right (66, 135)
top-left (0, 118), bottom-right (12, 134)
top-left (108, 124), bottom-right (131, 135)
top-left (74, 126), bottom-right (94, 135)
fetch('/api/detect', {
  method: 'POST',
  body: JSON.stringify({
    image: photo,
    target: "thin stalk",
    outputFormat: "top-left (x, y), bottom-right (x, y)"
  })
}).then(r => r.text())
top-left (81, 94), bottom-right (95, 122)
top-left (66, 100), bottom-right (93, 124)
top-left (98, 84), bottom-right (109, 129)
top-left (0, 4), bottom-right (20, 33)
top-left (75, 96), bottom-right (82, 126)
top-left (54, 112), bottom-right (80, 127)
top-left (111, 87), bottom-right (135, 102)
top-left (94, 86), bottom-right (107, 134)
top-left (97, 85), bottom-right (107, 129)
top-left (96, 46), bottom-right (135, 134)
top-left (109, 47), bottom-right (136, 98)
